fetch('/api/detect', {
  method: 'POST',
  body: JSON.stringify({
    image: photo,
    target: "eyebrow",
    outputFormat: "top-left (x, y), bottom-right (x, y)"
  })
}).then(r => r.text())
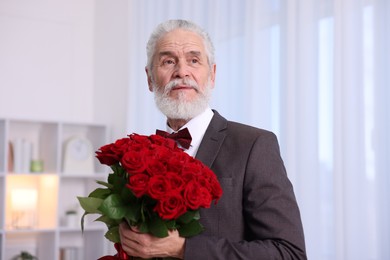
top-left (158, 51), bottom-right (174, 58)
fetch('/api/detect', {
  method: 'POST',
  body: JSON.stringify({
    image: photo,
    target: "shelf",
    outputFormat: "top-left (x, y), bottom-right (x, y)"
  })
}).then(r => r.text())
top-left (59, 229), bottom-right (106, 259)
top-left (0, 118), bottom-right (109, 260)
top-left (5, 231), bottom-right (56, 260)
top-left (58, 176), bottom-right (108, 229)
top-left (8, 120), bottom-right (59, 173)
top-left (0, 119), bottom-right (6, 174)
top-left (59, 225), bottom-right (105, 232)
top-left (0, 177), bottom-right (4, 230)
top-left (60, 172), bottom-right (108, 179)
top-left (4, 228), bottom-right (56, 234)
top-left (5, 174), bottom-right (58, 230)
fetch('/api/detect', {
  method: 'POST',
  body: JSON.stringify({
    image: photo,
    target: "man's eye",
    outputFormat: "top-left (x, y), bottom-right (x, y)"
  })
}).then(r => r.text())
top-left (191, 59), bottom-right (199, 64)
top-left (163, 60), bottom-right (175, 65)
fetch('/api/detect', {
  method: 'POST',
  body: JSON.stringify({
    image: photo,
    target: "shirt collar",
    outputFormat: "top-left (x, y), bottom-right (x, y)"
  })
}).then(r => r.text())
top-left (166, 107), bottom-right (214, 157)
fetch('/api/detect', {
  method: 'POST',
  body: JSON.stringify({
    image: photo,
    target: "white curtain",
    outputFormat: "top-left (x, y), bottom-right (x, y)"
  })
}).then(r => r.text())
top-left (125, 0), bottom-right (390, 259)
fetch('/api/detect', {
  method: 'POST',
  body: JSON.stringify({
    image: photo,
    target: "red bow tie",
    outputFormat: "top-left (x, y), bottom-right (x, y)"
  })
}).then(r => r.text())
top-left (156, 127), bottom-right (192, 149)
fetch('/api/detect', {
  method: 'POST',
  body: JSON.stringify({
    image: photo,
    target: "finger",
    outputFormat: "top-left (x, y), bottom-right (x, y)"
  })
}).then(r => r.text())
top-left (130, 225), bottom-right (141, 233)
top-left (120, 226), bottom-right (144, 251)
top-left (121, 238), bottom-right (145, 258)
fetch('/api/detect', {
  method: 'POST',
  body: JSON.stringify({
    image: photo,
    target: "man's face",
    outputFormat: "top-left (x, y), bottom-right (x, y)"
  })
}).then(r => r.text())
top-left (147, 29), bottom-right (216, 106)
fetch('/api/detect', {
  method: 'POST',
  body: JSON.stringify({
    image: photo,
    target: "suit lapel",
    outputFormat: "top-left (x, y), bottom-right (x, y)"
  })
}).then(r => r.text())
top-left (195, 110), bottom-right (227, 168)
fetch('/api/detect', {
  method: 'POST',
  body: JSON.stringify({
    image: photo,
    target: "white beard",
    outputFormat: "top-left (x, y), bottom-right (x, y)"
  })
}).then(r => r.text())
top-left (152, 78), bottom-right (212, 120)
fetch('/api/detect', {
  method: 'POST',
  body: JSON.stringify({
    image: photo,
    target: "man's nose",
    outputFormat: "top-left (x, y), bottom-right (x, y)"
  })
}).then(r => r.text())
top-left (173, 61), bottom-right (190, 78)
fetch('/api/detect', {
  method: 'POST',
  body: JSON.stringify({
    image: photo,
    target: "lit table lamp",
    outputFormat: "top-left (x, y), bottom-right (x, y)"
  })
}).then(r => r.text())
top-left (11, 188), bottom-right (38, 229)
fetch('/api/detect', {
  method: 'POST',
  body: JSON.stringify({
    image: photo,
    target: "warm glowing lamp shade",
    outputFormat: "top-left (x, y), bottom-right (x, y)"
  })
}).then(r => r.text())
top-left (11, 188), bottom-right (38, 228)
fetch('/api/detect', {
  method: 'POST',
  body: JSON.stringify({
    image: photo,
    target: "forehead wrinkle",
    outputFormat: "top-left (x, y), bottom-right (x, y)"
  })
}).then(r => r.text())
top-left (188, 50), bottom-right (202, 56)
top-left (157, 37), bottom-right (204, 55)
top-left (158, 51), bottom-right (175, 57)
top-left (152, 30), bottom-right (209, 68)
top-left (158, 38), bottom-right (202, 48)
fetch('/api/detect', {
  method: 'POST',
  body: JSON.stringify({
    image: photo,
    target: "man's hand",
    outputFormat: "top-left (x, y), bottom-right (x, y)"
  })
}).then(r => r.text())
top-left (119, 222), bottom-right (186, 259)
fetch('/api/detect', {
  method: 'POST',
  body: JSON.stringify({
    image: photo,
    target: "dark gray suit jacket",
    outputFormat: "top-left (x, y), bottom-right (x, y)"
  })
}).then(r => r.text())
top-left (184, 111), bottom-right (307, 259)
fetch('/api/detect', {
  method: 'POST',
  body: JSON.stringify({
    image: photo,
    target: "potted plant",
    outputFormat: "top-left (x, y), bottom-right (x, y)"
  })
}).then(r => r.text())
top-left (12, 251), bottom-right (38, 260)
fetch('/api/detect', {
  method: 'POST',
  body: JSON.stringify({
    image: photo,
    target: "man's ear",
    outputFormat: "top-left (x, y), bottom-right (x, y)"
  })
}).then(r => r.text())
top-left (209, 64), bottom-right (217, 89)
top-left (145, 67), bottom-right (153, 92)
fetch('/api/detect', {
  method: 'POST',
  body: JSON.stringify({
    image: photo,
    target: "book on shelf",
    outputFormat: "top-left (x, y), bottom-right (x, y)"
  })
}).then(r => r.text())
top-left (8, 141), bottom-right (14, 172)
top-left (59, 247), bottom-right (83, 260)
top-left (12, 138), bottom-right (32, 173)
top-left (9, 139), bottom-right (43, 173)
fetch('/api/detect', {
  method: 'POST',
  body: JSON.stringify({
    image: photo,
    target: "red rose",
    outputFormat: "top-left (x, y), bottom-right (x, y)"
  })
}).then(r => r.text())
top-left (149, 134), bottom-right (177, 149)
top-left (112, 137), bottom-right (132, 155)
top-left (165, 171), bottom-right (185, 191)
top-left (149, 134), bottom-right (166, 145)
top-left (96, 143), bottom-right (120, 166)
top-left (149, 145), bottom-right (172, 162)
top-left (195, 174), bottom-right (211, 190)
top-left (96, 137), bottom-right (135, 166)
top-left (184, 180), bottom-right (213, 210)
top-left (154, 193), bottom-right (187, 220)
top-left (121, 150), bottom-right (147, 174)
top-left (148, 175), bottom-right (170, 200)
top-left (127, 173), bottom-right (150, 197)
top-left (180, 160), bottom-right (204, 178)
top-left (181, 171), bottom-right (196, 183)
top-left (145, 158), bottom-right (167, 176)
top-left (166, 151), bottom-right (190, 173)
top-left (127, 142), bottom-right (146, 152)
top-left (129, 134), bottom-right (152, 146)
top-left (88, 132), bottom-right (224, 257)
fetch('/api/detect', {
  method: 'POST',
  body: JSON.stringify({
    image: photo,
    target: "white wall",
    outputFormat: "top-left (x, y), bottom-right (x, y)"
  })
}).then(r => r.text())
top-left (0, 0), bottom-right (129, 140)
top-left (93, 0), bottom-right (129, 140)
top-left (0, 0), bottom-right (93, 122)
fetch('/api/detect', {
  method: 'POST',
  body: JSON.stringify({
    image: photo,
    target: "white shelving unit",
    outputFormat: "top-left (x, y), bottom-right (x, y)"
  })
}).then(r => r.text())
top-left (0, 118), bottom-right (111, 260)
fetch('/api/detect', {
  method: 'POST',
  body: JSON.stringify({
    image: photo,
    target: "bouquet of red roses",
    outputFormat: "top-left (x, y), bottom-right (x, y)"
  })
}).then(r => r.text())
top-left (78, 133), bottom-right (222, 259)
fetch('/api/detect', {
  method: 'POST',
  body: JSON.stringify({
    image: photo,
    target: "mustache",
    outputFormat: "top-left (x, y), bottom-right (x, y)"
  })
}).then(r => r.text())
top-left (163, 78), bottom-right (199, 94)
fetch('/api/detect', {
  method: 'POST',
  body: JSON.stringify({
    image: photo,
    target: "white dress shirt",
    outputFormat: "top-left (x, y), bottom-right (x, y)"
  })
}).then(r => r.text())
top-left (166, 107), bottom-right (214, 157)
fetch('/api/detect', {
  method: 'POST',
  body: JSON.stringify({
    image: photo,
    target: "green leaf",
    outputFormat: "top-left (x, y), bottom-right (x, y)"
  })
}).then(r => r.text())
top-left (177, 210), bottom-right (198, 224)
top-left (105, 226), bottom-right (120, 243)
top-left (107, 173), bottom-right (115, 184)
top-left (139, 196), bottom-right (156, 223)
top-left (193, 210), bottom-right (200, 220)
top-left (121, 185), bottom-right (137, 203)
top-left (80, 211), bottom-right (89, 232)
top-left (165, 220), bottom-right (176, 230)
top-left (111, 163), bottom-right (126, 176)
top-left (178, 220), bottom-right (204, 238)
top-left (98, 194), bottom-right (127, 220)
top-left (77, 197), bottom-right (103, 214)
top-left (149, 217), bottom-right (169, 238)
top-left (123, 201), bottom-right (141, 223)
top-left (109, 173), bottom-right (127, 194)
top-left (89, 188), bottom-right (111, 199)
top-left (96, 180), bottom-right (113, 189)
top-left (142, 195), bottom-right (157, 206)
top-left (95, 215), bottom-right (118, 229)
top-left (138, 221), bottom-right (149, 233)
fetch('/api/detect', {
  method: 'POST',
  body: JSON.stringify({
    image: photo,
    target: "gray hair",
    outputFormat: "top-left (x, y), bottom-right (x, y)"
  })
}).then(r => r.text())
top-left (146, 19), bottom-right (215, 75)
